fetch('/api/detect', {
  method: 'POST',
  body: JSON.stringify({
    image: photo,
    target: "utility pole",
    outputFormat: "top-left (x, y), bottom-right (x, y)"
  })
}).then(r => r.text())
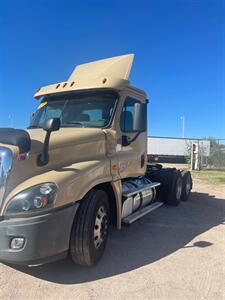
top-left (9, 114), bottom-right (13, 128)
top-left (180, 116), bottom-right (185, 138)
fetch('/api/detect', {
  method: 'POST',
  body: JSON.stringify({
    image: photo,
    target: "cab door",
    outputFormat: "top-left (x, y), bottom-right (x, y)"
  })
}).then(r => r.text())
top-left (116, 96), bottom-right (147, 179)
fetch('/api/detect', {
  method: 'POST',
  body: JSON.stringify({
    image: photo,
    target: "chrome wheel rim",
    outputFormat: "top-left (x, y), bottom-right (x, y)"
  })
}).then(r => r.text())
top-left (176, 178), bottom-right (182, 200)
top-left (94, 205), bottom-right (108, 249)
top-left (186, 176), bottom-right (191, 195)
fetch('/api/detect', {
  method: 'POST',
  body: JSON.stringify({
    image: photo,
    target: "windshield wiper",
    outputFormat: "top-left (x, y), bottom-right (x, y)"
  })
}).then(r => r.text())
top-left (63, 122), bottom-right (85, 127)
top-left (27, 125), bottom-right (42, 129)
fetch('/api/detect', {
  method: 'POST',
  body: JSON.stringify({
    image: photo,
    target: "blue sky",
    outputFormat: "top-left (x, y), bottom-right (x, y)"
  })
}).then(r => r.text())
top-left (0, 0), bottom-right (224, 138)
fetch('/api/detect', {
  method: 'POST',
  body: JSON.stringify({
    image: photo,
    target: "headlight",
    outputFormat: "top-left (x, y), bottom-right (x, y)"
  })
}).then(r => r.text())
top-left (4, 183), bottom-right (58, 216)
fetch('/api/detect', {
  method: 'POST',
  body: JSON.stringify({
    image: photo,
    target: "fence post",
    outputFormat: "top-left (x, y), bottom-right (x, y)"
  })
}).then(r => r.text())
top-left (191, 142), bottom-right (200, 170)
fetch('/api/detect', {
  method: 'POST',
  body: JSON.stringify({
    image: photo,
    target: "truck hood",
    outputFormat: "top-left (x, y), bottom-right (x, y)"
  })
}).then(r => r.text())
top-left (2, 128), bottom-right (107, 200)
top-left (27, 127), bottom-right (105, 154)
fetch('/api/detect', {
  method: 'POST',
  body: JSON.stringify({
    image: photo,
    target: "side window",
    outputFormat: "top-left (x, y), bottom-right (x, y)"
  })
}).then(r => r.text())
top-left (120, 98), bottom-right (139, 132)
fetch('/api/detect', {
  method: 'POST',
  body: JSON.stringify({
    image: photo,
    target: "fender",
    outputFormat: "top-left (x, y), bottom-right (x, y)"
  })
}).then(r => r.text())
top-left (110, 179), bottom-right (122, 229)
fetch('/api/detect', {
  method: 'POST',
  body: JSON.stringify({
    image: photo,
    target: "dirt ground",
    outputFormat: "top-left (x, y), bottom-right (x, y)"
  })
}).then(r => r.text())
top-left (0, 177), bottom-right (224, 300)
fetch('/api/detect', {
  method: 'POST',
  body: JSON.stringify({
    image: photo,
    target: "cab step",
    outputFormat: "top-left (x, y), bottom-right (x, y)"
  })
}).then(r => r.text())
top-left (122, 201), bottom-right (164, 225)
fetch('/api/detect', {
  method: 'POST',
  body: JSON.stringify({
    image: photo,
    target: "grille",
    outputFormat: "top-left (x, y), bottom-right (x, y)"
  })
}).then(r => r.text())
top-left (0, 146), bottom-right (13, 207)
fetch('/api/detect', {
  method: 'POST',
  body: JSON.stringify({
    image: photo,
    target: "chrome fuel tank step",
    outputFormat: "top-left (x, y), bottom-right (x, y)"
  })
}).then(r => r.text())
top-left (121, 177), bottom-right (161, 220)
top-left (123, 201), bottom-right (164, 225)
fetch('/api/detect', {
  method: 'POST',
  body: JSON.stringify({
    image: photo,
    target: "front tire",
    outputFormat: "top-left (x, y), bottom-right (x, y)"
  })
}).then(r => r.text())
top-left (70, 189), bottom-right (109, 266)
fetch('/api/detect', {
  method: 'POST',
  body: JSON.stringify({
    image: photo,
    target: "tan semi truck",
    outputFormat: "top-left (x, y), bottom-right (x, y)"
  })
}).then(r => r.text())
top-left (0, 54), bottom-right (192, 266)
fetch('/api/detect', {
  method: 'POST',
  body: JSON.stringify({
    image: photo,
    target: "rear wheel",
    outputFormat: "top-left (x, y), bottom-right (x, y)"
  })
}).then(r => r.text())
top-left (70, 189), bottom-right (109, 266)
top-left (181, 171), bottom-right (192, 201)
top-left (163, 171), bottom-right (183, 206)
top-left (146, 168), bottom-right (183, 206)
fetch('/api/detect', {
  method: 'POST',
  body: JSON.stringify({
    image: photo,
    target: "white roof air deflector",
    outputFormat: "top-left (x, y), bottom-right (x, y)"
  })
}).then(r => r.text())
top-left (69, 54), bottom-right (134, 81)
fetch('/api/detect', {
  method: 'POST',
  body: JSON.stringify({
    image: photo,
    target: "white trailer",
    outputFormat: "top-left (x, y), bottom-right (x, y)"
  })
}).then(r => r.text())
top-left (148, 136), bottom-right (210, 163)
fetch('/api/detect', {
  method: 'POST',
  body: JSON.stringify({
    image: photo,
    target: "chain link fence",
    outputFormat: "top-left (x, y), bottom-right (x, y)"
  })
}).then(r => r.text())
top-left (147, 137), bottom-right (225, 171)
top-left (190, 139), bottom-right (225, 170)
top-left (203, 139), bottom-right (225, 170)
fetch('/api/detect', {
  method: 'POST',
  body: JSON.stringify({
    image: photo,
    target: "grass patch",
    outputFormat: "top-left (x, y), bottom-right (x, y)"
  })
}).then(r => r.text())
top-left (192, 170), bottom-right (225, 185)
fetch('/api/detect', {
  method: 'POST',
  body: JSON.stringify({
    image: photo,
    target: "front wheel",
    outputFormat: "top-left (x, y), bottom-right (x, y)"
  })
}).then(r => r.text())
top-left (70, 189), bottom-right (109, 266)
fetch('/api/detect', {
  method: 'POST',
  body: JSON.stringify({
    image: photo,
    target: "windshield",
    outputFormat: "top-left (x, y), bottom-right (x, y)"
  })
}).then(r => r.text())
top-left (29, 91), bottom-right (117, 129)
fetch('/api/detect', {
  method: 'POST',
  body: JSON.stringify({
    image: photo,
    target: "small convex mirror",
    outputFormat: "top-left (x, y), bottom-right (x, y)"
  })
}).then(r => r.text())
top-left (43, 118), bottom-right (61, 132)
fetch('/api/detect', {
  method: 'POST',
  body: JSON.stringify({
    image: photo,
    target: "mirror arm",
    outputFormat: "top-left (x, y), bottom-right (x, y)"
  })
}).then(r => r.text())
top-left (128, 132), bottom-right (141, 144)
top-left (37, 131), bottom-right (51, 166)
top-left (122, 132), bottom-right (141, 146)
top-left (36, 118), bottom-right (60, 167)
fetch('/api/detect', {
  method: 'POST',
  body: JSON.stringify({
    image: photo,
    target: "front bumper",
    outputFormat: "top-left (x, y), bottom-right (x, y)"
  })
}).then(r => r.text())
top-left (0, 204), bottom-right (79, 266)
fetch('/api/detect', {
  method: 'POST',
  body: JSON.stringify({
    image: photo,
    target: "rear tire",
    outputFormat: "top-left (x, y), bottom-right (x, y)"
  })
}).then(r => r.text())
top-left (181, 171), bottom-right (192, 201)
top-left (163, 171), bottom-right (183, 206)
top-left (70, 189), bottom-right (109, 266)
top-left (146, 169), bottom-right (183, 206)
